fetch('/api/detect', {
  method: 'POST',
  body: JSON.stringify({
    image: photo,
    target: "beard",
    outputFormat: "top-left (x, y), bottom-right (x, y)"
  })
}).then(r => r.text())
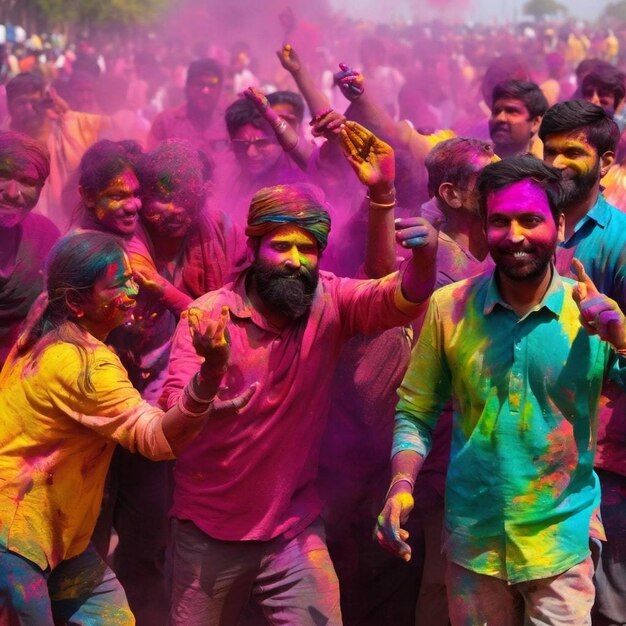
top-left (491, 240), bottom-right (557, 282)
top-left (560, 159), bottom-right (600, 205)
top-left (251, 259), bottom-right (319, 320)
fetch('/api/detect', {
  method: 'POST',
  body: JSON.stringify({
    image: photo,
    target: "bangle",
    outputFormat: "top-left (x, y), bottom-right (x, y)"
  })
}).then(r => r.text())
top-left (177, 394), bottom-right (211, 418)
top-left (283, 136), bottom-right (299, 152)
top-left (273, 119), bottom-right (289, 134)
top-left (187, 372), bottom-right (217, 403)
top-left (367, 196), bottom-right (396, 210)
top-left (384, 472), bottom-right (415, 500)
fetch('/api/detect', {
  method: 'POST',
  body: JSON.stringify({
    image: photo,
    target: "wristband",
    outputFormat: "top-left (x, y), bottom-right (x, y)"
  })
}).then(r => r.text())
top-left (188, 372), bottom-right (218, 403)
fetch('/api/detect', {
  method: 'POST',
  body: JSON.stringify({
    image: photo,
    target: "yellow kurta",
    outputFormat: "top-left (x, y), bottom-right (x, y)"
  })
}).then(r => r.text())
top-left (0, 339), bottom-right (173, 570)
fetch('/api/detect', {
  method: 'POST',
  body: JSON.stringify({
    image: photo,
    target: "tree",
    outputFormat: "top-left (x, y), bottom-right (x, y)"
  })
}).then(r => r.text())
top-left (522, 0), bottom-right (567, 21)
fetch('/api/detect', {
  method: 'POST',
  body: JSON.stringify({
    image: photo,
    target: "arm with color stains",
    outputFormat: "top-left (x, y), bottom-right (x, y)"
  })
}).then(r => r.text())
top-left (244, 86), bottom-right (312, 170)
top-left (375, 297), bottom-right (452, 559)
top-left (276, 43), bottom-right (331, 120)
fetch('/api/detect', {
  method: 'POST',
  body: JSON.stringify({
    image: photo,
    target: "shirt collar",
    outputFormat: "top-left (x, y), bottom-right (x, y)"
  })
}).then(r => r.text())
top-left (483, 265), bottom-right (565, 318)
top-left (570, 193), bottom-right (611, 236)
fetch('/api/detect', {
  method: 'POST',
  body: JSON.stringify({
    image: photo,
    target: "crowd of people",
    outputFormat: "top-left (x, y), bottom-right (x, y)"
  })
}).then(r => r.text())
top-left (0, 9), bottom-right (626, 626)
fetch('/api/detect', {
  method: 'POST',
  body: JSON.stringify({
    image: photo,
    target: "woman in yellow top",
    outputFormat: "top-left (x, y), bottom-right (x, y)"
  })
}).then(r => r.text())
top-left (0, 230), bottom-right (244, 625)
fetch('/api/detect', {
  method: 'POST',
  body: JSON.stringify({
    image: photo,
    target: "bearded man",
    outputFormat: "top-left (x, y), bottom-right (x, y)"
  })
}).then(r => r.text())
top-left (540, 99), bottom-right (626, 626)
top-left (160, 132), bottom-right (440, 623)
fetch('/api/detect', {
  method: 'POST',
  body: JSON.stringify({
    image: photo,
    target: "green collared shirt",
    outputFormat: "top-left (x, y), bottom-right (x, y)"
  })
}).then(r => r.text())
top-left (394, 267), bottom-right (626, 583)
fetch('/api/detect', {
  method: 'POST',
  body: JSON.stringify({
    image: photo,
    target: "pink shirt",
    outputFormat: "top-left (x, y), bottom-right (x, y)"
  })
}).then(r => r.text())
top-left (161, 269), bottom-right (425, 541)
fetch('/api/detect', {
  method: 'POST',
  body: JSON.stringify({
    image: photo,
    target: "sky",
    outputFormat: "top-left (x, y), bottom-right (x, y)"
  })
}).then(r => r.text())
top-left (329, 0), bottom-right (614, 24)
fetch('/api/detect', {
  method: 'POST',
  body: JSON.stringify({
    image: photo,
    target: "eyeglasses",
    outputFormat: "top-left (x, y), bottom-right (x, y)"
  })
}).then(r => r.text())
top-left (187, 77), bottom-right (221, 90)
top-left (231, 137), bottom-right (278, 153)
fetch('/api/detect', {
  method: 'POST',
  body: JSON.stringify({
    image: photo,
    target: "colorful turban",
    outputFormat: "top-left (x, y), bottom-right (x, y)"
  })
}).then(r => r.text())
top-left (245, 183), bottom-right (331, 250)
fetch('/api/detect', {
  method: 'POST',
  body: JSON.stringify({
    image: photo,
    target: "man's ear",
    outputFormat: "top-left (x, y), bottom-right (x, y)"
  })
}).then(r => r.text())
top-left (439, 182), bottom-right (462, 209)
top-left (246, 238), bottom-right (256, 264)
top-left (600, 150), bottom-right (615, 178)
top-left (529, 115), bottom-right (542, 136)
top-left (557, 212), bottom-right (565, 243)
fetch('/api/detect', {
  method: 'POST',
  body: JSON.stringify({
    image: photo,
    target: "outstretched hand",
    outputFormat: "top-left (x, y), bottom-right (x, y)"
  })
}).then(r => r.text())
top-left (572, 258), bottom-right (626, 349)
top-left (334, 63), bottom-right (365, 101)
top-left (186, 305), bottom-right (230, 374)
top-left (395, 216), bottom-right (440, 256)
top-left (374, 491), bottom-right (414, 562)
top-left (276, 43), bottom-right (301, 74)
top-left (339, 121), bottom-right (394, 188)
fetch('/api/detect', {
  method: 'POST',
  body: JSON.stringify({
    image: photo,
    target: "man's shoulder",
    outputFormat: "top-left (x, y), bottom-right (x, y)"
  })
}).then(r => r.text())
top-left (431, 271), bottom-right (491, 307)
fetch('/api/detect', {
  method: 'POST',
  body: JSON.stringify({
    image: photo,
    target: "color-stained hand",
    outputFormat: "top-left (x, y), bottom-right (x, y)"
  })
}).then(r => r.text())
top-left (186, 305), bottom-right (230, 374)
top-left (207, 382), bottom-right (259, 417)
top-left (276, 43), bottom-right (301, 74)
top-left (395, 216), bottom-right (439, 258)
top-left (572, 258), bottom-right (626, 349)
top-left (339, 121), bottom-right (394, 188)
top-left (311, 109), bottom-right (346, 139)
top-left (334, 63), bottom-right (364, 101)
top-left (133, 268), bottom-right (165, 297)
top-left (374, 491), bottom-right (414, 561)
top-left (244, 86), bottom-right (270, 112)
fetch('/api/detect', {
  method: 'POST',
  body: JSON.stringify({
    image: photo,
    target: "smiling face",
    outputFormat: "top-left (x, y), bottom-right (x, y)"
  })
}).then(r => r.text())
top-left (85, 168), bottom-right (141, 237)
top-left (542, 130), bottom-right (610, 205)
top-left (486, 179), bottom-right (563, 282)
top-left (142, 193), bottom-right (196, 239)
top-left (0, 159), bottom-right (44, 228)
top-left (77, 253), bottom-right (138, 340)
top-left (489, 97), bottom-right (540, 156)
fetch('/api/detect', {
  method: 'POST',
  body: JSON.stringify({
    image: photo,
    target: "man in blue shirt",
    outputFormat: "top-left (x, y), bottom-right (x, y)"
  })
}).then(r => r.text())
top-left (540, 100), bottom-right (626, 626)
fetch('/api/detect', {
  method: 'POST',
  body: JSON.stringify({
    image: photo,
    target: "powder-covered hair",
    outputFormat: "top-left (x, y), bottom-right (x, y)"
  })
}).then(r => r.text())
top-left (538, 100), bottom-right (620, 155)
top-left (0, 129), bottom-right (50, 185)
top-left (476, 155), bottom-right (563, 223)
top-left (425, 137), bottom-right (495, 199)
top-left (138, 138), bottom-right (206, 215)
top-left (17, 231), bottom-right (127, 394)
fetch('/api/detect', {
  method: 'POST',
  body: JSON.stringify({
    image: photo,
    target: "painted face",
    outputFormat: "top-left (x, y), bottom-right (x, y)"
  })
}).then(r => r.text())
top-left (231, 123), bottom-right (283, 177)
top-left (252, 225), bottom-right (320, 320)
top-left (185, 73), bottom-right (221, 114)
top-left (486, 179), bottom-right (563, 281)
top-left (489, 98), bottom-right (539, 154)
top-left (581, 84), bottom-right (617, 114)
top-left (142, 194), bottom-right (196, 239)
top-left (255, 224), bottom-right (320, 272)
top-left (0, 160), bottom-right (43, 228)
top-left (79, 253), bottom-right (138, 339)
top-left (542, 130), bottom-right (603, 204)
top-left (89, 169), bottom-right (141, 237)
top-left (8, 90), bottom-right (47, 133)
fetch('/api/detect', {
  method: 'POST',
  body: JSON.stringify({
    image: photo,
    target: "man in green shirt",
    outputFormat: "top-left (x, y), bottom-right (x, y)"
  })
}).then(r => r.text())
top-left (376, 156), bottom-right (626, 625)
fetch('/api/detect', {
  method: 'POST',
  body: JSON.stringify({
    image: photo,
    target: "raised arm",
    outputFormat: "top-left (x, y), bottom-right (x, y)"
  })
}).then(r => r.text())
top-left (244, 86), bottom-right (312, 170)
top-left (276, 43), bottom-right (331, 117)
